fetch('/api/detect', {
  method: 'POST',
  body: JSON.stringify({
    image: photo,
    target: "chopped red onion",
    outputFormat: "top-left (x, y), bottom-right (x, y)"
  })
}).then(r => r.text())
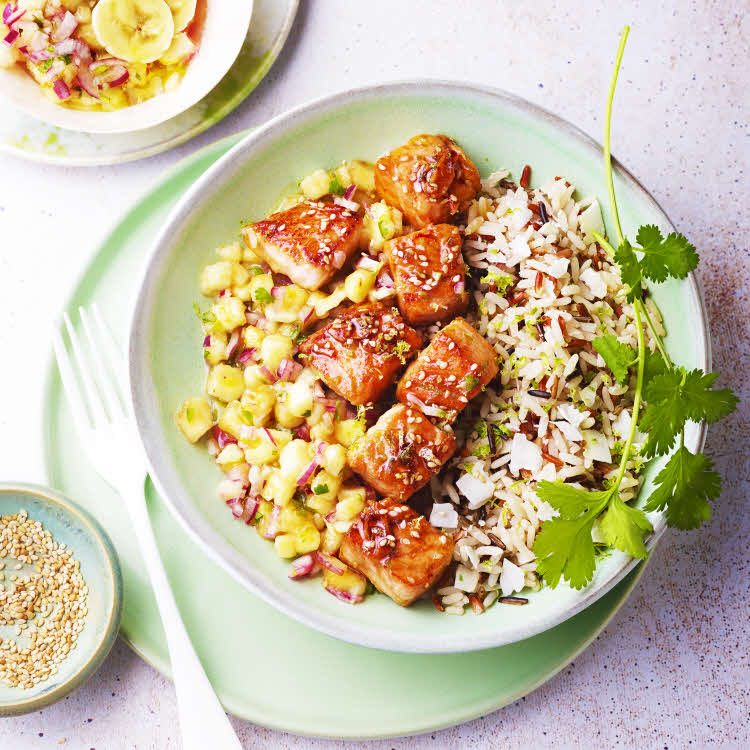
top-left (236, 347), bottom-right (255, 365)
top-left (343, 184), bottom-right (357, 201)
top-left (226, 498), bottom-right (244, 518)
top-left (362, 198), bottom-right (371, 216)
top-left (2, 28), bottom-right (18, 46)
top-left (211, 425), bottom-right (237, 449)
top-left (2, 4), bottom-right (13, 23)
top-left (51, 10), bottom-right (76, 42)
top-left (296, 456), bottom-right (319, 486)
top-left (270, 286), bottom-right (285, 300)
top-left (262, 427), bottom-right (277, 447)
top-left (75, 61), bottom-right (99, 98)
top-left (332, 250), bottom-right (347, 269)
top-left (294, 423), bottom-right (311, 441)
top-left (4, 5), bottom-right (24, 25)
top-left (262, 505), bottom-right (280, 539)
top-left (245, 311), bottom-right (260, 325)
top-left (298, 305), bottom-right (314, 324)
top-left (288, 554), bottom-right (319, 580)
top-left (52, 78), bottom-right (70, 100)
top-left (274, 273), bottom-right (292, 286)
top-left (241, 497), bottom-right (259, 525)
top-left (202, 335), bottom-right (211, 347)
top-left (29, 29), bottom-right (48, 51)
top-left (324, 585), bottom-right (364, 604)
top-left (259, 364), bottom-right (277, 383)
top-left (315, 551), bottom-right (346, 576)
top-left (42, 59), bottom-right (63, 81)
top-left (454, 279), bottom-right (465, 293)
top-left (248, 465), bottom-right (264, 496)
top-left (225, 331), bottom-right (240, 360)
top-left (333, 195), bottom-right (360, 212)
top-left (375, 269), bottom-right (394, 288)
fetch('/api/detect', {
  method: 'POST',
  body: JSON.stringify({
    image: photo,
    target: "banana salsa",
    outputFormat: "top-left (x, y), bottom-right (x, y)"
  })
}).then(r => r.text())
top-left (0, 0), bottom-right (202, 109)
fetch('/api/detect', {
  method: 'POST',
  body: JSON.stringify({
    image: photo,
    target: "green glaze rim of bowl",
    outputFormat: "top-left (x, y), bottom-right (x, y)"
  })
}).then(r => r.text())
top-left (129, 81), bottom-right (710, 654)
top-left (0, 482), bottom-right (123, 716)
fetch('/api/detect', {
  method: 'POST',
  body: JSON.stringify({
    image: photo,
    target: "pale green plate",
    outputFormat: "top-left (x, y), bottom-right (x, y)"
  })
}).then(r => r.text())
top-left (45, 132), bottom-right (652, 738)
top-left (0, 0), bottom-right (298, 166)
top-left (129, 84), bottom-right (709, 654)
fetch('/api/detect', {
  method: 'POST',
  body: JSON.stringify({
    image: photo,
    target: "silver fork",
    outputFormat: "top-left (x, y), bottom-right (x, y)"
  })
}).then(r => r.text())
top-left (54, 304), bottom-right (242, 750)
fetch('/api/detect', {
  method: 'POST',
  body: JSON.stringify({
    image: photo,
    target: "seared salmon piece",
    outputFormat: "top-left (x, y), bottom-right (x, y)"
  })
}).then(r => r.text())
top-left (241, 201), bottom-right (364, 290)
top-left (384, 223), bottom-right (468, 326)
top-left (397, 318), bottom-right (498, 421)
top-left (374, 134), bottom-right (481, 228)
top-left (347, 404), bottom-right (456, 501)
top-left (298, 303), bottom-right (422, 406)
top-left (339, 498), bottom-right (455, 607)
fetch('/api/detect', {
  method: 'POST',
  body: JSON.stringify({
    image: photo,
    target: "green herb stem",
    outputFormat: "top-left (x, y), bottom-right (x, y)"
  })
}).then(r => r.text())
top-left (610, 301), bottom-right (646, 492)
top-left (604, 26), bottom-right (630, 246)
top-left (637, 299), bottom-right (672, 365)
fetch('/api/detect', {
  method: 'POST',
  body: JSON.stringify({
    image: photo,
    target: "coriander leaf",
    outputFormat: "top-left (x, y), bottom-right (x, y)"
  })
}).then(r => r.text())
top-left (598, 495), bottom-right (652, 558)
top-left (639, 382), bottom-right (684, 458)
top-left (254, 288), bottom-right (273, 304)
top-left (534, 515), bottom-right (598, 589)
top-left (644, 446), bottom-right (720, 529)
top-left (640, 368), bottom-right (737, 457)
top-left (592, 334), bottom-right (636, 385)
top-left (636, 225), bottom-right (698, 282)
top-left (642, 348), bottom-right (668, 393)
top-left (536, 480), bottom-right (610, 520)
top-left (680, 369), bottom-right (738, 423)
top-left (614, 238), bottom-right (643, 302)
top-left (313, 483), bottom-right (329, 495)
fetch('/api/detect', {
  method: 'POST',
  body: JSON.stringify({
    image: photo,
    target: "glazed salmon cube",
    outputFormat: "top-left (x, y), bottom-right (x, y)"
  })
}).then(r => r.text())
top-left (298, 303), bottom-right (422, 405)
top-left (339, 498), bottom-right (455, 607)
top-left (397, 318), bottom-right (498, 421)
top-left (383, 223), bottom-right (468, 326)
top-left (242, 201), bottom-right (364, 291)
top-left (347, 404), bottom-right (456, 502)
top-left (374, 134), bottom-right (481, 228)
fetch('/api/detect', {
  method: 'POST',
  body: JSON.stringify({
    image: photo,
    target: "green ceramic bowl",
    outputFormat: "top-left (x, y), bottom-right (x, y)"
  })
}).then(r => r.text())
top-left (0, 483), bottom-right (122, 715)
top-left (129, 82), bottom-right (709, 653)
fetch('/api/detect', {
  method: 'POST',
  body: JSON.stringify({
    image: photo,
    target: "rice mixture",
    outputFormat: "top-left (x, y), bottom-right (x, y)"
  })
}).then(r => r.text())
top-left (430, 170), bottom-right (659, 614)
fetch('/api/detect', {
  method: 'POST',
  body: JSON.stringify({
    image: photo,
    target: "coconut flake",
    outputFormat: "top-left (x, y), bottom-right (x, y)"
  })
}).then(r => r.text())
top-left (580, 268), bottom-right (607, 298)
top-left (499, 560), bottom-right (525, 596)
top-left (582, 429), bottom-right (612, 464)
top-left (456, 473), bottom-right (496, 510)
top-left (505, 234), bottom-right (532, 266)
top-left (553, 420), bottom-right (583, 442)
top-left (579, 199), bottom-right (605, 240)
top-left (429, 502), bottom-right (459, 529)
top-left (454, 564), bottom-right (480, 592)
top-left (557, 403), bottom-right (589, 427)
top-left (508, 433), bottom-right (543, 476)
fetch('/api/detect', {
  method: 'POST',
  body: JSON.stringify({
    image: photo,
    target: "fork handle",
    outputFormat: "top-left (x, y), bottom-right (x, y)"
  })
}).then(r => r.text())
top-left (123, 476), bottom-right (243, 750)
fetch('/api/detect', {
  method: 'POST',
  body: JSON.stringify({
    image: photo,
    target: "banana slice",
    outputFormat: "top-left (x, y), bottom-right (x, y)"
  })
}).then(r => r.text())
top-left (92, 0), bottom-right (175, 64)
top-left (165, 0), bottom-right (197, 33)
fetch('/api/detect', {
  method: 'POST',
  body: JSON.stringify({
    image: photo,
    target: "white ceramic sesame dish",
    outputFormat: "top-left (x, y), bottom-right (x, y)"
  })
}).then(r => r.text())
top-left (128, 82), bottom-right (709, 653)
top-left (0, 1), bottom-right (253, 134)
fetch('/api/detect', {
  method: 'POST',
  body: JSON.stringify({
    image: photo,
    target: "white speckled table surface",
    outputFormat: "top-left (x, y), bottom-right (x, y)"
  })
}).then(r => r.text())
top-left (0, 1), bottom-right (747, 747)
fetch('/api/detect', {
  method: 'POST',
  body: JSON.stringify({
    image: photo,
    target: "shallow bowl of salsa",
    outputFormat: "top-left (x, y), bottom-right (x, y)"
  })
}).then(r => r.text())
top-left (0, 0), bottom-right (253, 133)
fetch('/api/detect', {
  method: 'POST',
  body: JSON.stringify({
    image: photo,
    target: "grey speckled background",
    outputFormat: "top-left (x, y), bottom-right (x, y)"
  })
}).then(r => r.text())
top-left (0, 0), bottom-right (747, 747)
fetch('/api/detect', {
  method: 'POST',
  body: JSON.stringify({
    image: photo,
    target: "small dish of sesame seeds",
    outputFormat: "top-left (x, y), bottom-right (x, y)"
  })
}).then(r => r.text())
top-left (0, 483), bottom-right (122, 716)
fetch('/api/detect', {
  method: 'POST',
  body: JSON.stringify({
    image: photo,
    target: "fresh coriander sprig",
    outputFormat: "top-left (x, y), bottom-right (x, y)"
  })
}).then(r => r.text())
top-left (533, 26), bottom-right (737, 590)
